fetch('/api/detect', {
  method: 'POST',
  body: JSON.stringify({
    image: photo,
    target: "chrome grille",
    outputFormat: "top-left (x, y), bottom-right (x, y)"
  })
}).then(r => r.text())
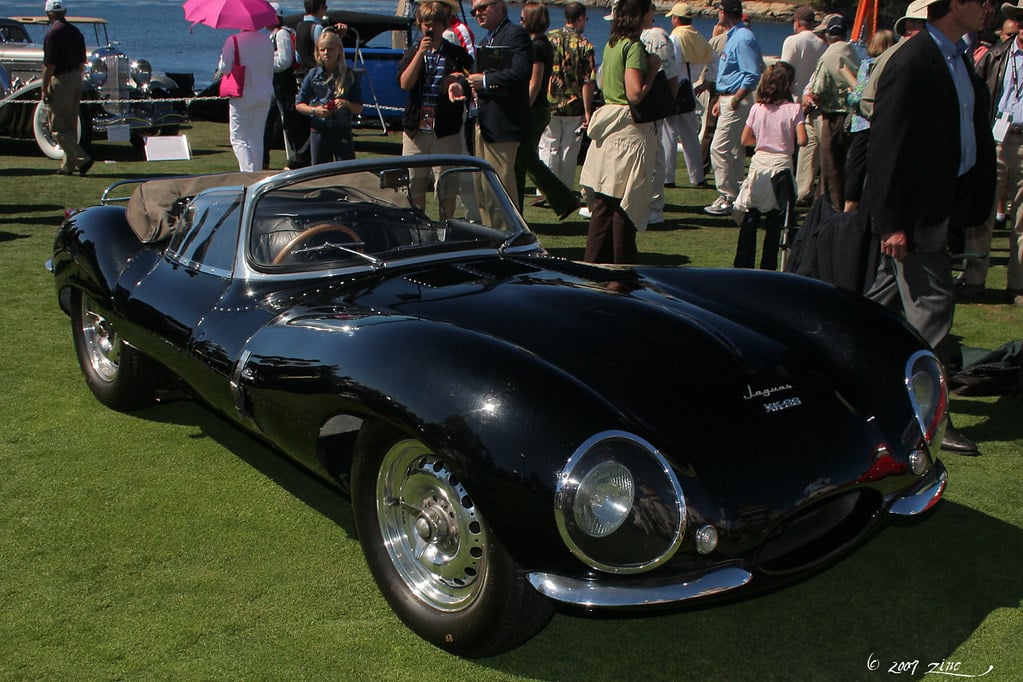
top-left (91, 47), bottom-right (131, 116)
top-left (102, 53), bottom-right (130, 116)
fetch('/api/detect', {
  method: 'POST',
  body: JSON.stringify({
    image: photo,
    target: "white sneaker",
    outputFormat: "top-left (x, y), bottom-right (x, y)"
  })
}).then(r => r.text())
top-left (703, 196), bottom-right (733, 216)
top-left (579, 206), bottom-right (592, 218)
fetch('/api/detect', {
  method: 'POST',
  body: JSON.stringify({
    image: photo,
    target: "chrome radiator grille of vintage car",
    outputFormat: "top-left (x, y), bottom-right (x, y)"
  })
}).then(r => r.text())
top-left (96, 51), bottom-right (131, 116)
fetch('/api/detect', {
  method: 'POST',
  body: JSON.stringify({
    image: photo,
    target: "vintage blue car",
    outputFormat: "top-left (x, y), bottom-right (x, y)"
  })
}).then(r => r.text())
top-left (50, 156), bottom-right (948, 656)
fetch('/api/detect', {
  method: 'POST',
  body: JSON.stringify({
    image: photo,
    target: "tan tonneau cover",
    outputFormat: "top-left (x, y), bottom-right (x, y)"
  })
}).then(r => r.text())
top-left (125, 172), bottom-right (274, 243)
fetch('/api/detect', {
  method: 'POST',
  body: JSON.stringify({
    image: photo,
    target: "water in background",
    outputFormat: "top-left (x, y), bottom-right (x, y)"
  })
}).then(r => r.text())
top-left (5, 0), bottom-right (792, 88)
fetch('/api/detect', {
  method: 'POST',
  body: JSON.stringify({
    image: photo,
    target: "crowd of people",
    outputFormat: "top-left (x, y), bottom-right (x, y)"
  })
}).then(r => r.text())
top-left (42, 0), bottom-right (1018, 454)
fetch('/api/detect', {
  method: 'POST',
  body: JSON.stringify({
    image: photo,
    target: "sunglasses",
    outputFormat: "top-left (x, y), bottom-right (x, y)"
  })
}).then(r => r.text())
top-left (471, 2), bottom-right (497, 16)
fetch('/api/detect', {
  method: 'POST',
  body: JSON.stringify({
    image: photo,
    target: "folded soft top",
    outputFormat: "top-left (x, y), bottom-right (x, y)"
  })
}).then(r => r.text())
top-left (125, 171), bottom-right (274, 243)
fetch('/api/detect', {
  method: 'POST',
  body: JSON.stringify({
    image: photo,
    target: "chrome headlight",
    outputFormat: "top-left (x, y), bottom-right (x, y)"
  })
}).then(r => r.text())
top-left (555, 431), bottom-right (685, 574)
top-left (905, 350), bottom-right (948, 446)
top-left (87, 54), bottom-right (107, 87)
top-left (131, 59), bottom-right (152, 87)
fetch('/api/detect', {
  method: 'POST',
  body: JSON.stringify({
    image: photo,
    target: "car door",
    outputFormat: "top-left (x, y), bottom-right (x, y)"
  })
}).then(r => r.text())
top-left (119, 187), bottom-right (269, 414)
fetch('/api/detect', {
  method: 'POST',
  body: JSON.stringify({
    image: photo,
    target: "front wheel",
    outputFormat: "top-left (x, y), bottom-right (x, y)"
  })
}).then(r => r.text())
top-left (70, 290), bottom-right (161, 411)
top-left (351, 422), bottom-right (554, 657)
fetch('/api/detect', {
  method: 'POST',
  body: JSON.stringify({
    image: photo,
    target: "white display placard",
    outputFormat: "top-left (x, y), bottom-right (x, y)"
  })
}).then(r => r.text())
top-left (144, 135), bottom-right (192, 161)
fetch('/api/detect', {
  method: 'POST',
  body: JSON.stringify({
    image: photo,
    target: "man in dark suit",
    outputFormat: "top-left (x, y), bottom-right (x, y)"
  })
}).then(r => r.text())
top-left (864, 0), bottom-right (996, 456)
top-left (466, 0), bottom-right (531, 208)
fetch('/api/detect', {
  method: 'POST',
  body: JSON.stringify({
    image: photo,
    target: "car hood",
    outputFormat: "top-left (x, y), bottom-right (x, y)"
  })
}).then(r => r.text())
top-left (286, 255), bottom-right (920, 520)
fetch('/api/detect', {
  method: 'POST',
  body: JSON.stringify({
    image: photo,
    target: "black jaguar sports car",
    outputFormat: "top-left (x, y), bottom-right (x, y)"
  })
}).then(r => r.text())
top-left (50, 155), bottom-right (948, 657)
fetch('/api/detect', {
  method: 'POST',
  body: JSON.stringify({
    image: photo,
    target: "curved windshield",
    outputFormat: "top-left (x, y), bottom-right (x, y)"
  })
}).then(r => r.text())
top-left (248, 162), bottom-right (533, 271)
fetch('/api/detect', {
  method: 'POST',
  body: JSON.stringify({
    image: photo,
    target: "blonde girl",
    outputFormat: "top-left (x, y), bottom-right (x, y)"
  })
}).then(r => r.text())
top-left (296, 29), bottom-right (364, 164)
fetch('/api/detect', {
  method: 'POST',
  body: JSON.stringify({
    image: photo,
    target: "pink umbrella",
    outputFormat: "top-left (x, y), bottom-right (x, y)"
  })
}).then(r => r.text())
top-left (183, 0), bottom-right (277, 31)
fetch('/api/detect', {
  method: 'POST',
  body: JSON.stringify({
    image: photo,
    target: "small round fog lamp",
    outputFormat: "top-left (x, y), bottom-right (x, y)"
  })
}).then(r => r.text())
top-left (695, 524), bottom-right (718, 555)
top-left (908, 449), bottom-right (930, 476)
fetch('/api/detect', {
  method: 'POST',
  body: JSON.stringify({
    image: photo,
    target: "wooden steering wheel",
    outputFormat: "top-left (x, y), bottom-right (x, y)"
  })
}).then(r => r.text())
top-left (271, 222), bottom-right (363, 265)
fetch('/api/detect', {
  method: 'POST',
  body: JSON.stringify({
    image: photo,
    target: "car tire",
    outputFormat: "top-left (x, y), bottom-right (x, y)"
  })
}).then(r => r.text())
top-left (351, 421), bottom-right (554, 657)
top-left (32, 101), bottom-right (84, 161)
top-left (70, 290), bottom-right (161, 411)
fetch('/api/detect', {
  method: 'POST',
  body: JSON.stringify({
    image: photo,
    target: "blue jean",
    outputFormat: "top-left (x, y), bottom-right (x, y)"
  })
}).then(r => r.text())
top-left (310, 127), bottom-right (354, 165)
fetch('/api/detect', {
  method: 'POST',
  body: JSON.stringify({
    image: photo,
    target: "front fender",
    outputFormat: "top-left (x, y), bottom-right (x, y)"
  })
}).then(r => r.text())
top-left (239, 311), bottom-right (636, 570)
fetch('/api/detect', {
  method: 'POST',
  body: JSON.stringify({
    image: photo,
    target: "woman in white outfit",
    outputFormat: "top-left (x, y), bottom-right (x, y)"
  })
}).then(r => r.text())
top-left (219, 28), bottom-right (275, 171)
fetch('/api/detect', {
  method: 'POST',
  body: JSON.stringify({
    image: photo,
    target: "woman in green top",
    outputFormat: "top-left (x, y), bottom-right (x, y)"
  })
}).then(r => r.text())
top-left (579, 0), bottom-right (662, 263)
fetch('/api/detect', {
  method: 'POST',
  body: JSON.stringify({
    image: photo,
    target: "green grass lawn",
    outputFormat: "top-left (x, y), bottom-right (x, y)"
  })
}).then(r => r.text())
top-left (1, 123), bottom-right (1021, 681)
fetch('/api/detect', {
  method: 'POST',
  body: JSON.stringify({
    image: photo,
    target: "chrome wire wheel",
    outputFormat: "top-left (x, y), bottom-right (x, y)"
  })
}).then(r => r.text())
top-left (376, 438), bottom-right (487, 612)
top-left (79, 294), bottom-right (121, 383)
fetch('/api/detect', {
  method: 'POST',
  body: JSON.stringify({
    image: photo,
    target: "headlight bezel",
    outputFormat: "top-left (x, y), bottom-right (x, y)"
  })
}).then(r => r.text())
top-left (130, 59), bottom-right (152, 88)
top-left (555, 431), bottom-right (686, 574)
top-left (905, 350), bottom-right (948, 447)
top-left (87, 53), bottom-right (107, 87)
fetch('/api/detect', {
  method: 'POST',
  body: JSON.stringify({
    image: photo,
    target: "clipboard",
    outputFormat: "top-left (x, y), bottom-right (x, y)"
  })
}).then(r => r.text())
top-left (477, 45), bottom-right (513, 73)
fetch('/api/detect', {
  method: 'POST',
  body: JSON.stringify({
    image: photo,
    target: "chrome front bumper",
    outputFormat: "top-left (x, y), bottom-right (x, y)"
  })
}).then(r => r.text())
top-left (526, 565), bottom-right (753, 608)
top-left (529, 461), bottom-right (947, 609)
top-left (888, 460), bottom-right (947, 517)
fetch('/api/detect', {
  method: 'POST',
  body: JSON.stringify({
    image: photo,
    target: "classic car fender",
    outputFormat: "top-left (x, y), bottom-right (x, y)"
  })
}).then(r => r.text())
top-left (237, 310), bottom-right (645, 570)
top-left (0, 80), bottom-right (42, 138)
top-left (52, 205), bottom-right (148, 315)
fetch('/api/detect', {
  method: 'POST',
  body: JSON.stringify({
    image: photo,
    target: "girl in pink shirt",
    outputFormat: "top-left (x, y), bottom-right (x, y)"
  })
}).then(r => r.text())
top-left (733, 62), bottom-right (807, 270)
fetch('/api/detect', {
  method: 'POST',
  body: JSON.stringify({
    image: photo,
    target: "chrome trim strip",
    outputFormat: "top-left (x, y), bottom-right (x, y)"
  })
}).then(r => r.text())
top-left (526, 566), bottom-right (753, 608)
top-left (889, 461), bottom-right (947, 516)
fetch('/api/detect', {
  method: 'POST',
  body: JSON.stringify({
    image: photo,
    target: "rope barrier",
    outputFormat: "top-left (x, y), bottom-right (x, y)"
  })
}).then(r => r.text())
top-left (3, 95), bottom-right (224, 105)
top-left (4, 95), bottom-right (405, 112)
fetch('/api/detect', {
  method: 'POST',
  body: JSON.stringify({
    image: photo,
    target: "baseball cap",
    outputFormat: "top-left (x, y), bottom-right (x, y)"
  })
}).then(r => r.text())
top-left (716, 0), bottom-right (743, 17)
top-left (44, 0), bottom-right (66, 12)
top-left (792, 5), bottom-right (815, 24)
top-left (825, 15), bottom-right (847, 35)
top-left (666, 2), bottom-right (692, 18)
top-left (814, 13), bottom-right (842, 33)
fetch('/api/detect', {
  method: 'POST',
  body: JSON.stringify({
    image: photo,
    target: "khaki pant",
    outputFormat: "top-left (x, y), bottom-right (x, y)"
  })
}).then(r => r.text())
top-left (48, 72), bottom-right (90, 174)
top-left (963, 133), bottom-right (1023, 291)
top-left (473, 129), bottom-right (519, 228)
top-left (709, 95), bottom-right (751, 200)
top-left (796, 110), bottom-right (821, 203)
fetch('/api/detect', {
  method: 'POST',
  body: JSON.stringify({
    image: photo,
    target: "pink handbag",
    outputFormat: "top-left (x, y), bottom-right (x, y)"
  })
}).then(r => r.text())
top-left (219, 36), bottom-right (246, 98)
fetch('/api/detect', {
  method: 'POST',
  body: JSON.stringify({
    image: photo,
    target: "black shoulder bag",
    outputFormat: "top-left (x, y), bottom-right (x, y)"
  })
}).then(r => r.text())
top-left (627, 41), bottom-right (678, 124)
top-left (675, 62), bottom-right (696, 114)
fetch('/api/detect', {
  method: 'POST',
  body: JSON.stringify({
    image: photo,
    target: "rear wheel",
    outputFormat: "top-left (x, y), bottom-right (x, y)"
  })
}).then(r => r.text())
top-left (71, 290), bottom-right (160, 411)
top-left (351, 421), bottom-right (554, 657)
